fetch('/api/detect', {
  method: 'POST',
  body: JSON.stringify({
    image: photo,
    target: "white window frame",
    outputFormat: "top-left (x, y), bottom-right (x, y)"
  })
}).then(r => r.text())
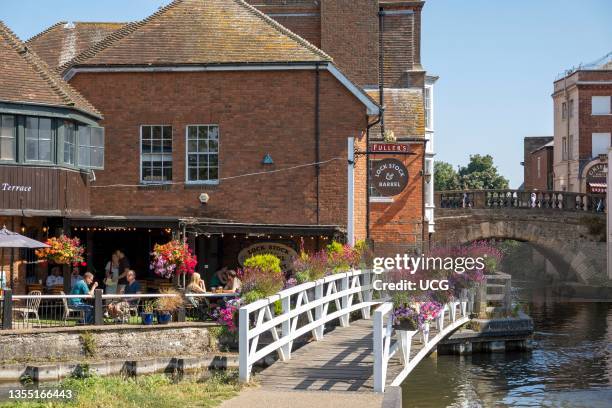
top-left (561, 137), bottom-right (568, 160)
top-left (0, 114), bottom-right (16, 162)
top-left (591, 96), bottom-right (611, 115)
top-left (424, 86), bottom-right (433, 131)
top-left (140, 125), bottom-right (173, 184)
top-left (78, 126), bottom-right (105, 169)
top-left (184, 124), bottom-right (220, 185)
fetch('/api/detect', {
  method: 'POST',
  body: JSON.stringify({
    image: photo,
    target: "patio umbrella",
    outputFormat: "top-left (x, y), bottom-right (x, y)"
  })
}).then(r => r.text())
top-left (0, 226), bottom-right (49, 290)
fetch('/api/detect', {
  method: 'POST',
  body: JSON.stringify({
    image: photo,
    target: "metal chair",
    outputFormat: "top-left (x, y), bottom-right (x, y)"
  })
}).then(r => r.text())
top-left (13, 290), bottom-right (42, 325)
top-left (60, 291), bottom-right (85, 323)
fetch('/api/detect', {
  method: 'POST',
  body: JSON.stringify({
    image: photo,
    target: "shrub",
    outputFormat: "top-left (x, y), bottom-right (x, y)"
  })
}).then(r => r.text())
top-left (155, 289), bottom-right (184, 312)
top-left (243, 254), bottom-right (282, 274)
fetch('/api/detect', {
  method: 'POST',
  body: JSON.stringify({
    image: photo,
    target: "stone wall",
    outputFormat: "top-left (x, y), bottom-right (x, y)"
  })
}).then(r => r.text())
top-left (0, 324), bottom-right (211, 363)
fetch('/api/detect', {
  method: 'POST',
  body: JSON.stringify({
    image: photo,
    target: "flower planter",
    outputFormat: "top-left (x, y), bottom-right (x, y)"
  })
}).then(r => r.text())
top-left (421, 322), bottom-right (430, 344)
top-left (392, 319), bottom-right (418, 332)
top-left (449, 301), bottom-right (460, 322)
top-left (157, 312), bottom-right (172, 325)
top-left (141, 312), bottom-right (154, 325)
top-left (396, 329), bottom-right (417, 364)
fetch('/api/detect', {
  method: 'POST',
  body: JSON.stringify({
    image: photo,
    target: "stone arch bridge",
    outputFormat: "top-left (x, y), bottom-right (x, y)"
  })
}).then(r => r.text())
top-left (432, 190), bottom-right (607, 285)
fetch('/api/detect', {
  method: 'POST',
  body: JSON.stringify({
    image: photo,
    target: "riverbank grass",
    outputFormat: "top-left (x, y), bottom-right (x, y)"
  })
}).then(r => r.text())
top-left (1, 370), bottom-right (241, 408)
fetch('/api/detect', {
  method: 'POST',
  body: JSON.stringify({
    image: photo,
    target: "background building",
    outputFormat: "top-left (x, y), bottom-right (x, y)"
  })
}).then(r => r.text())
top-left (523, 136), bottom-right (553, 190)
top-left (552, 53), bottom-right (611, 194)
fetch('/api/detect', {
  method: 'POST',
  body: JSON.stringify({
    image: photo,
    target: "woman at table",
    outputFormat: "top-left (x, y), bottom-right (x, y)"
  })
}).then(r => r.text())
top-left (224, 270), bottom-right (242, 293)
top-left (104, 252), bottom-right (120, 294)
top-left (186, 272), bottom-right (206, 294)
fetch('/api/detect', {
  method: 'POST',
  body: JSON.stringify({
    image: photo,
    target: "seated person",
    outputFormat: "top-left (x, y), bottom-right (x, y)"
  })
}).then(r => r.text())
top-left (46, 266), bottom-right (64, 289)
top-left (69, 272), bottom-right (98, 324)
top-left (107, 270), bottom-right (142, 320)
top-left (224, 270), bottom-right (242, 293)
top-left (186, 272), bottom-right (208, 310)
top-left (209, 267), bottom-right (228, 289)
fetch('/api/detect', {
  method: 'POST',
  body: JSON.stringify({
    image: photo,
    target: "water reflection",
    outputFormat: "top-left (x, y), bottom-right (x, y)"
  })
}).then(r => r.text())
top-left (402, 286), bottom-right (612, 407)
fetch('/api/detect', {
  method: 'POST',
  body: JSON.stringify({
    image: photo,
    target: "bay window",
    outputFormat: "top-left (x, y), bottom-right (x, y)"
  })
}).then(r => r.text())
top-left (63, 121), bottom-right (76, 165)
top-left (25, 117), bottom-right (52, 162)
top-left (78, 126), bottom-right (104, 169)
top-left (0, 115), bottom-right (15, 161)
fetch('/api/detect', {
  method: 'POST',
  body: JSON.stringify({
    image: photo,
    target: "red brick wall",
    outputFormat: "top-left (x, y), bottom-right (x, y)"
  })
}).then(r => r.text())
top-left (380, 12), bottom-right (414, 88)
top-left (69, 70), bottom-right (367, 230)
top-left (525, 147), bottom-right (553, 190)
top-left (320, 0), bottom-right (380, 87)
top-left (578, 84), bottom-right (612, 159)
top-left (368, 143), bottom-right (424, 255)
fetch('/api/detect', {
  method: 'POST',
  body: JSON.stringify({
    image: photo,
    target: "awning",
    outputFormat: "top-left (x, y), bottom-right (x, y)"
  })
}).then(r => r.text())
top-left (179, 219), bottom-right (343, 236)
top-left (588, 182), bottom-right (607, 193)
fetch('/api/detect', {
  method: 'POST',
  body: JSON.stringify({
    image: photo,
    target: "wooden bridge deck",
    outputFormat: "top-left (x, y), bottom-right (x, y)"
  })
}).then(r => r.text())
top-left (258, 317), bottom-right (448, 393)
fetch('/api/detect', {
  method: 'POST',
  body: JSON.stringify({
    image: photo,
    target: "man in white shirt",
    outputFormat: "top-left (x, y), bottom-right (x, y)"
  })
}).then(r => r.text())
top-left (46, 267), bottom-right (64, 288)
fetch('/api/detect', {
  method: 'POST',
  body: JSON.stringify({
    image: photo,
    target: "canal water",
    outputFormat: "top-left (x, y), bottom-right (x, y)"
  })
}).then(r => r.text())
top-left (402, 283), bottom-right (612, 407)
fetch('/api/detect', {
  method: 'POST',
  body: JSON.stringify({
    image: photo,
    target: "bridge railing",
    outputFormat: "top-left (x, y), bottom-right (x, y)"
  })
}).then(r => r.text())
top-left (373, 292), bottom-right (474, 393)
top-left (238, 269), bottom-right (378, 382)
top-left (436, 190), bottom-right (606, 213)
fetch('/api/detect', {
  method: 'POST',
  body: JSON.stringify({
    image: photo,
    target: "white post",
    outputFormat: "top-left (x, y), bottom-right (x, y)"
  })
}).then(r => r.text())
top-left (608, 148), bottom-right (612, 280)
top-left (281, 296), bottom-right (292, 360)
top-left (340, 274), bottom-right (350, 327)
top-left (238, 307), bottom-right (250, 382)
top-left (373, 307), bottom-right (385, 393)
top-left (347, 137), bottom-right (355, 246)
top-left (314, 280), bottom-right (325, 340)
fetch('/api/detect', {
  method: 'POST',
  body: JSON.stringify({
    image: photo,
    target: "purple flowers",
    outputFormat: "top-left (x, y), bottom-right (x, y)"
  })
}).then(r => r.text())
top-left (212, 298), bottom-right (243, 332)
top-left (392, 305), bottom-right (418, 327)
top-left (418, 301), bottom-right (442, 325)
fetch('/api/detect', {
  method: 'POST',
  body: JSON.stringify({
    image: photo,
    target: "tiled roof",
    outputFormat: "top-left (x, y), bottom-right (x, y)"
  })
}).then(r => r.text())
top-left (27, 21), bottom-right (126, 69)
top-left (63, 0), bottom-right (331, 72)
top-left (0, 21), bottom-right (102, 118)
top-left (366, 89), bottom-right (424, 138)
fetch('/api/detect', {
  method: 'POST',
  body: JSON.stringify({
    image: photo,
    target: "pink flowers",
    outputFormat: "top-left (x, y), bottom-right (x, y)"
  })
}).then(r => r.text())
top-left (418, 301), bottom-right (442, 326)
top-left (212, 298), bottom-right (243, 332)
top-left (150, 240), bottom-right (197, 279)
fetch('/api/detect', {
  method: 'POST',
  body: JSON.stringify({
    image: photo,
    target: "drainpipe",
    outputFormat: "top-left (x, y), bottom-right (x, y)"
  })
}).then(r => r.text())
top-left (315, 63), bottom-right (321, 226)
top-left (366, 114), bottom-right (383, 241)
top-left (378, 9), bottom-right (385, 138)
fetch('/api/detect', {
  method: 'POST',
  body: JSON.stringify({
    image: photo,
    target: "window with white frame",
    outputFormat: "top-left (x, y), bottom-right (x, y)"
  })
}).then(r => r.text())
top-left (424, 86), bottom-right (432, 130)
top-left (141, 125), bottom-right (172, 182)
top-left (25, 117), bottom-right (53, 162)
top-left (592, 96), bottom-right (611, 115)
top-left (0, 115), bottom-right (16, 161)
top-left (78, 126), bottom-right (104, 169)
top-left (592, 133), bottom-right (611, 157)
top-left (186, 125), bottom-right (219, 183)
top-left (63, 121), bottom-right (76, 165)
top-left (537, 157), bottom-right (541, 178)
top-left (561, 102), bottom-right (567, 119)
top-left (562, 137), bottom-right (568, 160)
top-left (569, 99), bottom-right (574, 118)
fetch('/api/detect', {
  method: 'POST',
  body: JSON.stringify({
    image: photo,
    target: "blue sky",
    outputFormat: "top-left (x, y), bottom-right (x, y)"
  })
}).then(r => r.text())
top-left (2, 1), bottom-right (611, 187)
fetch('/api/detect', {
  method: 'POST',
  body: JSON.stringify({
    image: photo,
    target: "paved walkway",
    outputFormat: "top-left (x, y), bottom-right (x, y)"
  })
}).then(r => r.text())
top-left (219, 388), bottom-right (383, 408)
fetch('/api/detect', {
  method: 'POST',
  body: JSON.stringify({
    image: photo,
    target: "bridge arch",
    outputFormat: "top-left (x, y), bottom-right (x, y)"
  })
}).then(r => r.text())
top-left (433, 207), bottom-right (606, 284)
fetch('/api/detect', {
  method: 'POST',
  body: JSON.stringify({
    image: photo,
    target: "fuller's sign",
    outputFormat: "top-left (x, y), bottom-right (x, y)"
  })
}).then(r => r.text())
top-left (238, 242), bottom-right (298, 271)
top-left (370, 158), bottom-right (409, 196)
top-left (371, 143), bottom-right (410, 153)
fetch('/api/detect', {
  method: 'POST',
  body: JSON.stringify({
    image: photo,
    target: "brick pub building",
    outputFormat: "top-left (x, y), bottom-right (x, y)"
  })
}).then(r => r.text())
top-left (20, 0), bottom-right (436, 285)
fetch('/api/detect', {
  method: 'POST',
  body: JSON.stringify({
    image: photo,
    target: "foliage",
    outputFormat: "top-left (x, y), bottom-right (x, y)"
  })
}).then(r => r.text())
top-left (79, 332), bottom-right (96, 358)
top-left (292, 239), bottom-right (369, 282)
top-left (434, 161), bottom-right (460, 191)
top-left (0, 371), bottom-right (242, 408)
top-left (434, 155), bottom-right (509, 191)
top-left (243, 254), bottom-right (282, 274)
top-left (239, 265), bottom-right (285, 301)
top-left (142, 301), bottom-right (156, 314)
top-left (150, 240), bottom-right (197, 279)
top-left (392, 305), bottom-right (418, 329)
top-left (155, 289), bottom-right (184, 313)
top-left (35, 235), bottom-right (85, 266)
top-left (211, 298), bottom-right (243, 333)
top-left (458, 154), bottom-right (509, 190)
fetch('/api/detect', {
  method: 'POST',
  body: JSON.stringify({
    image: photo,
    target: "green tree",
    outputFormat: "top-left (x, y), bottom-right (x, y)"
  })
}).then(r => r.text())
top-left (434, 161), bottom-right (460, 191)
top-left (458, 154), bottom-right (509, 189)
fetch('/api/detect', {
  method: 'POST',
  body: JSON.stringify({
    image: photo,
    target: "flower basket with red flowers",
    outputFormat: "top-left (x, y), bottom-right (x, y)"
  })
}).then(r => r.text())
top-left (150, 240), bottom-right (197, 279)
top-left (35, 235), bottom-right (85, 266)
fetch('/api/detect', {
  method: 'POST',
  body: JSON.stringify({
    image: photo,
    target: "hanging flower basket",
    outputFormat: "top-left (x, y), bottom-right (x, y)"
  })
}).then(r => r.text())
top-left (35, 235), bottom-right (85, 266)
top-left (150, 240), bottom-right (197, 279)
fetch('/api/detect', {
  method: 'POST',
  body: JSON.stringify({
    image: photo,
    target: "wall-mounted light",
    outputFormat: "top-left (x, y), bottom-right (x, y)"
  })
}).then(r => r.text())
top-left (42, 222), bottom-right (49, 234)
top-left (199, 193), bottom-right (210, 205)
top-left (424, 173), bottom-right (432, 183)
top-left (20, 221), bottom-right (26, 233)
